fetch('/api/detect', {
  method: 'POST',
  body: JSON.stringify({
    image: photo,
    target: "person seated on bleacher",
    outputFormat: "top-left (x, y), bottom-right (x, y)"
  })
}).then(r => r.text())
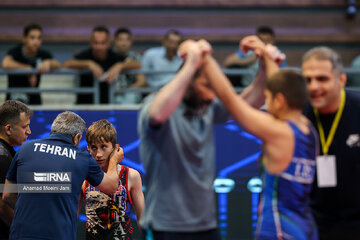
top-left (141, 29), bottom-right (183, 88)
top-left (113, 27), bottom-right (147, 104)
top-left (63, 26), bottom-right (140, 104)
top-left (1, 23), bottom-right (61, 105)
top-left (223, 26), bottom-right (287, 87)
top-left (349, 55), bottom-right (360, 87)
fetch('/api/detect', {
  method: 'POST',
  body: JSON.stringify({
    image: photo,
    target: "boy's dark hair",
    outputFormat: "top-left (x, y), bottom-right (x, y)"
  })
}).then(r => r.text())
top-left (0, 100), bottom-right (32, 134)
top-left (164, 29), bottom-right (182, 40)
top-left (266, 69), bottom-right (308, 110)
top-left (115, 27), bottom-right (132, 38)
top-left (23, 23), bottom-right (42, 37)
top-left (92, 26), bottom-right (110, 35)
top-left (256, 26), bottom-right (275, 36)
top-left (86, 119), bottom-right (117, 147)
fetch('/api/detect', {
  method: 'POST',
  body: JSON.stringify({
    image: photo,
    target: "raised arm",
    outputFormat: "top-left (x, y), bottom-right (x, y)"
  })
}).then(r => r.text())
top-left (238, 35), bottom-right (283, 108)
top-left (203, 47), bottom-right (294, 174)
top-left (148, 40), bottom-right (206, 126)
top-left (95, 145), bottom-right (123, 194)
top-left (223, 52), bottom-right (257, 68)
top-left (128, 169), bottom-right (145, 228)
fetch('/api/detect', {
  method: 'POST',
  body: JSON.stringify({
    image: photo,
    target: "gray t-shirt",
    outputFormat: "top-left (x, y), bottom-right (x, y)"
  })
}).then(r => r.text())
top-left (138, 94), bottom-right (229, 232)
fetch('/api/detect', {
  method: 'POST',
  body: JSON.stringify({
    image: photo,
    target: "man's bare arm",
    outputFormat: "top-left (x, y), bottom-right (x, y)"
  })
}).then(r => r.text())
top-left (2, 56), bottom-right (32, 69)
top-left (129, 169), bottom-right (145, 228)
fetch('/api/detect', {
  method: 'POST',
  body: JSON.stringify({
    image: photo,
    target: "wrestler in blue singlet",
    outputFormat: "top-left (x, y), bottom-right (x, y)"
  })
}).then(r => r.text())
top-left (256, 121), bottom-right (319, 240)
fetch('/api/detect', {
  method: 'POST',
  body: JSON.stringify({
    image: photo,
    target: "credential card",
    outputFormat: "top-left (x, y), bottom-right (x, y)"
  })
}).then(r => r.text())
top-left (316, 155), bottom-right (337, 187)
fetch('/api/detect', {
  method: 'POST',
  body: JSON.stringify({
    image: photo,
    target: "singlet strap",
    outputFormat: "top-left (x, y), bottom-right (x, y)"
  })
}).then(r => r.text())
top-left (125, 166), bottom-right (133, 205)
top-left (82, 180), bottom-right (88, 198)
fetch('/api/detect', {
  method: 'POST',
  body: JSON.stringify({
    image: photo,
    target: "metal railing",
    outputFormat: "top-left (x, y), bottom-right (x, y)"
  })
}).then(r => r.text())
top-left (0, 68), bottom-right (100, 104)
top-left (0, 67), bottom-right (359, 105)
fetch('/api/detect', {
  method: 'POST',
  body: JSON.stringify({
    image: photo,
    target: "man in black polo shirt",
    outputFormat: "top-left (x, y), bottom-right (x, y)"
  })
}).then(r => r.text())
top-left (1, 23), bottom-right (61, 105)
top-left (302, 47), bottom-right (360, 240)
top-left (0, 100), bottom-right (31, 239)
top-left (64, 26), bottom-right (140, 104)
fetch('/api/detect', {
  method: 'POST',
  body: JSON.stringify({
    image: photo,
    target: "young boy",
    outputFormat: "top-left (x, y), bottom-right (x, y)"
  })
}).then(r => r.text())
top-left (179, 39), bottom-right (319, 239)
top-left (1, 23), bottom-right (61, 105)
top-left (81, 119), bottom-right (144, 240)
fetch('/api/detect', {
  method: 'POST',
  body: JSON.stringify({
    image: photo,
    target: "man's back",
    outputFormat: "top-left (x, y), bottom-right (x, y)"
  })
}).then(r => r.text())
top-left (7, 133), bottom-right (103, 240)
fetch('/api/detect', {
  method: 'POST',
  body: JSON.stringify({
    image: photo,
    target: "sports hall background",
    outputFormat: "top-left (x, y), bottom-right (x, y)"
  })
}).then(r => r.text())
top-left (0, 1), bottom-right (359, 239)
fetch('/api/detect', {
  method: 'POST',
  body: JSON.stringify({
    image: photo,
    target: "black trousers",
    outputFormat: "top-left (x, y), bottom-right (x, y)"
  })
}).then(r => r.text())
top-left (142, 228), bottom-right (221, 240)
top-left (318, 224), bottom-right (360, 240)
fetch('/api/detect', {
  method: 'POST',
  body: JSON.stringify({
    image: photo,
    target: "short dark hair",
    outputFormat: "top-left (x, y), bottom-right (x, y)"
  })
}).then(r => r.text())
top-left (0, 100), bottom-right (32, 133)
top-left (115, 27), bottom-right (132, 38)
top-left (266, 69), bottom-right (308, 110)
top-left (92, 26), bottom-right (109, 35)
top-left (256, 26), bottom-right (275, 36)
top-left (164, 29), bottom-right (182, 40)
top-left (23, 23), bottom-right (42, 37)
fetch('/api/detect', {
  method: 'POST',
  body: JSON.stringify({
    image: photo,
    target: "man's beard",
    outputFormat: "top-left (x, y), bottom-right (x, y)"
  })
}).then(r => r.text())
top-left (183, 93), bottom-right (212, 117)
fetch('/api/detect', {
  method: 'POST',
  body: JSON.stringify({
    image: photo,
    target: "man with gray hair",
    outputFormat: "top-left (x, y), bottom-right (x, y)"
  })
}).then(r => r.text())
top-left (302, 47), bottom-right (360, 240)
top-left (3, 111), bottom-right (124, 240)
top-left (0, 100), bottom-right (31, 239)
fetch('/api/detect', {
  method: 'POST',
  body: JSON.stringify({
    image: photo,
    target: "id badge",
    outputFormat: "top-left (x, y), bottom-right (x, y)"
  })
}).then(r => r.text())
top-left (316, 155), bottom-right (337, 187)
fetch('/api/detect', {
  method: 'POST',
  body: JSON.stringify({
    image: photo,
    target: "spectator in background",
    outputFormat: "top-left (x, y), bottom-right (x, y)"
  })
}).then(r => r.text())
top-left (113, 27), bottom-right (147, 104)
top-left (63, 26), bottom-right (140, 104)
top-left (141, 29), bottom-right (183, 89)
top-left (0, 100), bottom-right (31, 239)
top-left (348, 55), bottom-right (360, 86)
top-left (1, 23), bottom-right (61, 105)
top-left (223, 26), bottom-right (287, 87)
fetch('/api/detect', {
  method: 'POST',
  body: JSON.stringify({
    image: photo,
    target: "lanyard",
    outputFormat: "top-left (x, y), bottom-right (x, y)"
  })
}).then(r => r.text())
top-left (313, 89), bottom-right (346, 155)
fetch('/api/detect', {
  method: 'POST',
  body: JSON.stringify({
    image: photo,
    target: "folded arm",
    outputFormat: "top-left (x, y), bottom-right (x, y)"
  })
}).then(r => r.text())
top-left (2, 56), bottom-right (32, 69)
top-left (63, 59), bottom-right (104, 79)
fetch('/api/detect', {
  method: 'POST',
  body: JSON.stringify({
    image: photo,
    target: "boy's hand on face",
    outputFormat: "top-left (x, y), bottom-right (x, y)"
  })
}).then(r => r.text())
top-left (110, 144), bottom-right (124, 164)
